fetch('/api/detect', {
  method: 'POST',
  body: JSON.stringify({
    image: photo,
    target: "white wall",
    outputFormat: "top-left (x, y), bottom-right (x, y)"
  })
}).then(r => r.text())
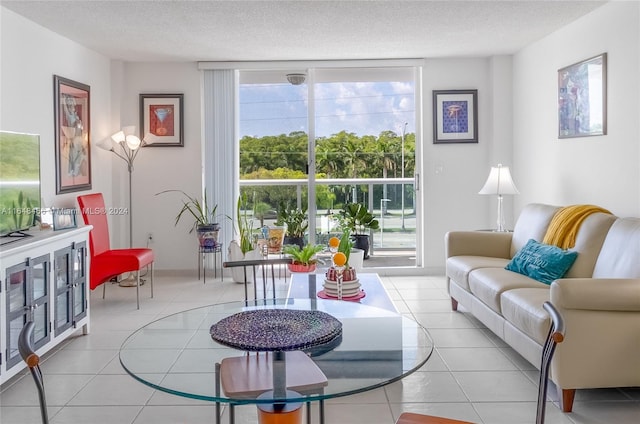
top-left (513, 1), bottom-right (640, 217)
top-left (118, 63), bottom-right (203, 270)
top-left (0, 8), bottom-right (113, 216)
top-left (421, 57), bottom-right (513, 270)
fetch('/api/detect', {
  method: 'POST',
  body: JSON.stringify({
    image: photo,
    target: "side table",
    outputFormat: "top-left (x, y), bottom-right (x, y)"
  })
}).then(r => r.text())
top-left (198, 244), bottom-right (223, 283)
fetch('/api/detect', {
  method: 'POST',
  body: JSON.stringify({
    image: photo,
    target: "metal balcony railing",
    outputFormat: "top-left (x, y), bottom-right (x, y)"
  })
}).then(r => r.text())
top-left (239, 177), bottom-right (416, 253)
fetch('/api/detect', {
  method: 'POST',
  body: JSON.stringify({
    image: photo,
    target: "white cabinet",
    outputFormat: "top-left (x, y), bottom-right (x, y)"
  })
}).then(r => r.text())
top-left (0, 226), bottom-right (91, 384)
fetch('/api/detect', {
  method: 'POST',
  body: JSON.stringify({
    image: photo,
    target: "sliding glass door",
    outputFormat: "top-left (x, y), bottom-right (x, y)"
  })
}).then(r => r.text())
top-left (238, 65), bottom-right (419, 268)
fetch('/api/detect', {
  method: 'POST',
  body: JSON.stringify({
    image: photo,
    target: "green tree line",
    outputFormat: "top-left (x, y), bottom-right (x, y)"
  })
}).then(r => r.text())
top-left (239, 130), bottom-right (415, 212)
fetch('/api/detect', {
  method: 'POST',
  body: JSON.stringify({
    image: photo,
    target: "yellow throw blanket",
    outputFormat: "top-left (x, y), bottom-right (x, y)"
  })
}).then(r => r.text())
top-left (543, 204), bottom-right (611, 249)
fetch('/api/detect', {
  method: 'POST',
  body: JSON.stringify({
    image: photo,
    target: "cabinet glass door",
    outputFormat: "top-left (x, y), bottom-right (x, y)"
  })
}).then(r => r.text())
top-left (30, 255), bottom-right (50, 351)
top-left (54, 242), bottom-right (86, 334)
top-left (5, 254), bottom-right (50, 369)
top-left (5, 262), bottom-right (28, 368)
top-left (72, 242), bottom-right (87, 321)
top-left (54, 246), bottom-right (72, 335)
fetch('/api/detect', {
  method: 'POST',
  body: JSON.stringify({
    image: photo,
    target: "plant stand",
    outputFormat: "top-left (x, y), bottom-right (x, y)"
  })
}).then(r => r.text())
top-left (198, 244), bottom-right (223, 284)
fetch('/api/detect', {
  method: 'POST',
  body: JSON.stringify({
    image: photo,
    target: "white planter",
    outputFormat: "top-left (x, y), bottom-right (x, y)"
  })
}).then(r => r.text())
top-left (349, 248), bottom-right (365, 272)
top-left (228, 240), bottom-right (262, 283)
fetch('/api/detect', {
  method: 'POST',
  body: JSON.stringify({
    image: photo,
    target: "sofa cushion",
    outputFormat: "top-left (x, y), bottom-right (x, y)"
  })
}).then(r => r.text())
top-left (510, 203), bottom-right (560, 257)
top-left (446, 256), bottom-right (510, 291)
top-left (501, 288), bottom-right (551, 345)
top-left (593, 217), bottom-right (640, 278)
top-left (505, 239), bottom-right (578, 285)
top-left (469, 267), bottom-right (548, 314)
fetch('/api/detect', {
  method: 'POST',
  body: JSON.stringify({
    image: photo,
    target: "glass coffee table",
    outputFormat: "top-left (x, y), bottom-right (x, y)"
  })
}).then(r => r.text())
top-left (119, 298), bottom-right (433, 423)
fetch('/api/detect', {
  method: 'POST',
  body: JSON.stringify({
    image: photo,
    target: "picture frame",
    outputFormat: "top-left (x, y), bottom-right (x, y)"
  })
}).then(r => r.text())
top-left (433, 89), bottom-right (478, 144)
top-left (54, 75), bottom-right (91, 194)
top-left (52, 208), bottom-right (77, 231)
top-left (139, 93), bottom-right (184, 147)
top-left (558, 53), bottom-right (607, 138)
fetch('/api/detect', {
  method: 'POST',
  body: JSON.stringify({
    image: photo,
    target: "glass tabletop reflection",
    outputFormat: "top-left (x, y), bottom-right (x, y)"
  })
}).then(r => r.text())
top-left (119, 298), bottom-right (433, 405)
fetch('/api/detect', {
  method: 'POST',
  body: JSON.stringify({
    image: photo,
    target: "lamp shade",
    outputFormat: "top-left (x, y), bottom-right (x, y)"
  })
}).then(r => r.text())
top-left (142, 132), bottom-right (154, 145)
top-left (479, 164), bottom-right (519, 195)
top-left (96, 137), bottom-right (114, 151)
top-left (111, 130), bottom-right (126, 143)
top-left (126, 135), bottom-right (141, 150)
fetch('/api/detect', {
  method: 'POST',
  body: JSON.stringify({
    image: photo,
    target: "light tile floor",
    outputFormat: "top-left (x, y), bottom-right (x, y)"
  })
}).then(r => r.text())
top-left (1, 273), bottom-right (638, 424)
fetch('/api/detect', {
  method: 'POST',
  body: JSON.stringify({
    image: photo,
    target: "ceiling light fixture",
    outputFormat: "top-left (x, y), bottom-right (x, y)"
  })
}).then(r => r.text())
top-left (286, 73), bottom-right (306, 85)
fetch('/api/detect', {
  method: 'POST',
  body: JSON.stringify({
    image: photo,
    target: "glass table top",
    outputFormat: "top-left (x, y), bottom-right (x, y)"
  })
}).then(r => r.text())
top-left (119, 298), bottom-right (433, 405)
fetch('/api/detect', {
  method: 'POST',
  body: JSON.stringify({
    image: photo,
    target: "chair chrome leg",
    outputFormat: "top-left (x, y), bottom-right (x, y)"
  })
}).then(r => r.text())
top-left (102, 281), bottom-right (106, 299)
top-left (150, 263), bottom-right (154, 298)
top-left (215, 362), bottom-right (221, 424)
top-left (136, 272), bottom-right (140, 310)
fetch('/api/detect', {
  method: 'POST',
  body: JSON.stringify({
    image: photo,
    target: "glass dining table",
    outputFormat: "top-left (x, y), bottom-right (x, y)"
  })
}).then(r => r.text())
top-left (119, 297), bottom-right (433, 424)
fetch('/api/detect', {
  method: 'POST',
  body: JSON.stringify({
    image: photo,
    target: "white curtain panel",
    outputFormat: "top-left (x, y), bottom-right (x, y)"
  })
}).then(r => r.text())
top-left (202, 69), bottom-right (239, 259)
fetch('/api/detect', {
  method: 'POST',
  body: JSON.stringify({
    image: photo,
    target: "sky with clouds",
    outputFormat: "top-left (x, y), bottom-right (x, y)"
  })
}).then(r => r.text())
top-left (239, 81), bottom-right (415, 138)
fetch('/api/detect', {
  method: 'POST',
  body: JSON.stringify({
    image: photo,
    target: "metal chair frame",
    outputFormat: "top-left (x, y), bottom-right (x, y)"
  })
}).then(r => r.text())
top-left (18, 321), bottom-right (49, 424)
top-left (223, 257), bottom-right (292, 303)
top-left (396, 301), bottom-right (566, 424)
top-left (214, 351), bottom-right (326, 424)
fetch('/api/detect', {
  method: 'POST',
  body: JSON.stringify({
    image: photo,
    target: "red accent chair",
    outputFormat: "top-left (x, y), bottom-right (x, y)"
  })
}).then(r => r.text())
top-left (77, 193), bottom-right (154, 309)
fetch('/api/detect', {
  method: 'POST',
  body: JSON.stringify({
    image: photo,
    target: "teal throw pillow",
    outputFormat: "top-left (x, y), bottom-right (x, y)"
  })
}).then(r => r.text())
top-left (505, 239), bottom-right (578, 285)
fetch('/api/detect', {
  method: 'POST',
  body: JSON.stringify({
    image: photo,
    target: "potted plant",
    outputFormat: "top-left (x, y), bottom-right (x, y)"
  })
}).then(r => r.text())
top-left (338, 202), bottom-right (380, 259)
top-left (283, 243), bottom-right (324, 273)
top-left (276, 202), bottom-right (308, 249)
top-left (156, 189), bottom-right (220, 252)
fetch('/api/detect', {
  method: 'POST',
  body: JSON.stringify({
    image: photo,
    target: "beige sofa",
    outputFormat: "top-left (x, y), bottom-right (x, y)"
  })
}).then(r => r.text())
top-left (445, 203), bottom-right (640, 412)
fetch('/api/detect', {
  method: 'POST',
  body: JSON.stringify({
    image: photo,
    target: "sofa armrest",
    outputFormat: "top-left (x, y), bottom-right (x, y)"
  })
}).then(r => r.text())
top-left (548, 278), bottom-right (640, 392)
top-left (445, 231), bottom-right (513, 259)
top-left (551, 278), bottom-right (640, 311)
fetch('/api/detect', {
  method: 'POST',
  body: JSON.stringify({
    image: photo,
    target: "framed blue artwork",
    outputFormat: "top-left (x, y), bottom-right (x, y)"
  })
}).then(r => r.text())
top-left (558, 53), bottom-right (607, 138)
top-left (433, 89), bottom-right (478, 144)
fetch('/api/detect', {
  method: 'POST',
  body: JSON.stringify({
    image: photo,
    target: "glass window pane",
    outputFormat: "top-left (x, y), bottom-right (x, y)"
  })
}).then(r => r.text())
top-left (74, 283), bottom-right (85, 316)
top-left (33, 261), bottom-right (47, 299)
top-left (56, 254), bottom-right (69, 290)
top-left (56, 292), bottom-right (70, 328)
top-left (8, 270), bottom-right (26, 312)
top-left (33, 303), bottom-right (48, 342)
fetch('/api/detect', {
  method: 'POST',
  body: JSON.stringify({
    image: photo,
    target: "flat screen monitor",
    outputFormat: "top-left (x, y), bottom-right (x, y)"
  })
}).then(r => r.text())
top-left (0, 131), bottom-right (41, 241)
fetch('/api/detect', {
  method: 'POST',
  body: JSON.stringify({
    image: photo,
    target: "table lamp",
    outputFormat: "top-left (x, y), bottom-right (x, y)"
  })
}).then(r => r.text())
top-left (478, 164), bottom-right (519, 232)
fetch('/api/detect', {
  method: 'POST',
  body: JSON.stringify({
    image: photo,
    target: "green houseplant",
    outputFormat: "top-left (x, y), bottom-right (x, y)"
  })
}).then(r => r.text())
top-left (156, 189), bottom-right (220, 252)
top-left (338, 202), bottom-right (379, 259)
top-left (276, 202), bottom-right (308, 249)
top-left (235, 193), bottom-right (255, 255)
top-left (283, 243), bottom-right (324, 272)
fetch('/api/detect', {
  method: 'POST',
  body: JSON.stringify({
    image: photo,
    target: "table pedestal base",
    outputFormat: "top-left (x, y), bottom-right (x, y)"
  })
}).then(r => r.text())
top-left (257, 390), bottom-right (303, 424)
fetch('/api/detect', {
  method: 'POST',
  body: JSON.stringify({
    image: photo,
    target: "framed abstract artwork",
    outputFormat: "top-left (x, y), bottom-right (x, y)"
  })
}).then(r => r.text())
top-left (558, 53), bottom-right (607, 138)
top-left (54, 75), bottom-right (91, 194)
top-left (139, 93), bottom-right (184, 146)
top-left (433, 89), bottom-right (478, 144)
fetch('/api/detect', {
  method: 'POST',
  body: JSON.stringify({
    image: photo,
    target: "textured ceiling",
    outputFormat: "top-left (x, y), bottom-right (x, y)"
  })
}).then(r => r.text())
top-left (1, 0), bottom-right (606, 62)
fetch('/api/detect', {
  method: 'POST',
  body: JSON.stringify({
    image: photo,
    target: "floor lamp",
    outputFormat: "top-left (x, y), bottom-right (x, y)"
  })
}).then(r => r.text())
top-left (478, 164), bottom-right (519, 232)
top-left (97, 126), bottom-right (152, 286)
